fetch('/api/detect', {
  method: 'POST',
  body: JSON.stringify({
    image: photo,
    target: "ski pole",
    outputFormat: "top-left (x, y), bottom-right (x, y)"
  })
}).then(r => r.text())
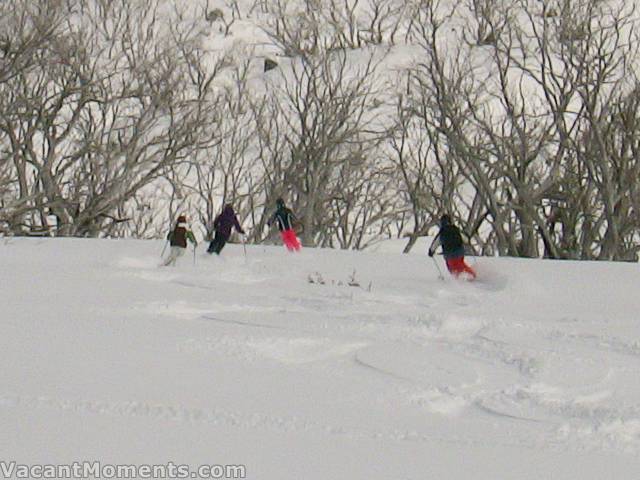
top-left (431, 255), bottom-right (445, 280)
top-left (161, 239), bottom-right (169, 258)
top-left (242, 234), bottom-right (247, 259)
top-left (193, 245), bottom-right (196, 266)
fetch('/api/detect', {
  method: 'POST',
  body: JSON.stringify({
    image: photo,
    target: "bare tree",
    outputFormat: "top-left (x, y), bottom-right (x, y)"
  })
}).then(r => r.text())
top-left (174, 57), bottom-right (259, 243)
top-left (262, 49), bottom-right (384, 246)
top-left (405, 0), bottom-right (640, 260)
top-left (0, 0), bottom-right (223, 237)
top-left (0, 0), bottom-right (72, 234)
top-left (257, 0), bottom-right (413, 54)
top-left (385, 82), bottom-right (464, 253)
top-left (513, 0), bottom-right (640, 259)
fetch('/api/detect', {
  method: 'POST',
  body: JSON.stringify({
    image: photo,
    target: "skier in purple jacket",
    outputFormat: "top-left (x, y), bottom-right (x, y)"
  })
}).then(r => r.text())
top-left (207, 204), bottom-right (245, 255)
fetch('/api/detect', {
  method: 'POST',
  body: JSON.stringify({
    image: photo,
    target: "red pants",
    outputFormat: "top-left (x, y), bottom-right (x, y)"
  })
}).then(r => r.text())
top-left (445, 256), bottom-right (476, 280)
top-left (281, 229), bottom-right (301, 252)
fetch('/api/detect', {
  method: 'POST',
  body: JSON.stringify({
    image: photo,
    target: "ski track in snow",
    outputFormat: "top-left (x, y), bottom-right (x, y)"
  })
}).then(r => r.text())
top-left (0, 392), bottom-right (584, 453)
top-left (3, 238), bottom-right (640, 473)
top-left (109, 247), bottom-right (640, 452)
top-left (112, 247), bottom-right (640, 455)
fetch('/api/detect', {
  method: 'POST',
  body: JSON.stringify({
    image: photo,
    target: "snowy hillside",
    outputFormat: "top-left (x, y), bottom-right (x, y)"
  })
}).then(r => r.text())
top-left (2, 239), bottom-right (640, 478)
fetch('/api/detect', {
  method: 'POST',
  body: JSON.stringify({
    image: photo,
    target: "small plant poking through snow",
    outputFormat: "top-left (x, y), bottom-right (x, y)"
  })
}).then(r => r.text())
top-left (308, 270), bottom-right (372, 291)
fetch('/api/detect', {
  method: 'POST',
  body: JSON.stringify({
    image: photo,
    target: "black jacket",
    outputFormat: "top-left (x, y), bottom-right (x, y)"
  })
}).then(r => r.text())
top-left (268, 206), bottom-right (296, 232)
top-left (429, 224), bottom-right (464, 259)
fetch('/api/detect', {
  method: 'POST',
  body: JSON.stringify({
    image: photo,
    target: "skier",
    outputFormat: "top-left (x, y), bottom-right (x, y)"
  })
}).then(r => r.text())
top-left (267, 198), bottom-right (301, 252)
top-left (207, 204), bottom-right (245, 255)
top-left (428, 214), bottom-right (476, 280)
top-left (163, 215), bottom-right (197, 266)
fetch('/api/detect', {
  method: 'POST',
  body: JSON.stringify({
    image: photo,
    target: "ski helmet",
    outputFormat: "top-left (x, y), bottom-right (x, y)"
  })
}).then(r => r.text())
top-left (439, 214), bottom-right (451, 227)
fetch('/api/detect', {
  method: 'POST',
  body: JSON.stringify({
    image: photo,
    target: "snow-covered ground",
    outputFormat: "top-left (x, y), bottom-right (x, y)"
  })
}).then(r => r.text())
top-left (2, 238), bottom-right (640, 479)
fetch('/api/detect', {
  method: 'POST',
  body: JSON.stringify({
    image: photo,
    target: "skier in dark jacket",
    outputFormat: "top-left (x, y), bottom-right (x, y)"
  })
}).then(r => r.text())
top-left (428, 214), bottom-right (476, 279)
top-left (267, 198), bottom-right (301, 251)
top-left (164, 215), bottom-right (197, 266)
top-left (207, 204), bottom-right (245, 255)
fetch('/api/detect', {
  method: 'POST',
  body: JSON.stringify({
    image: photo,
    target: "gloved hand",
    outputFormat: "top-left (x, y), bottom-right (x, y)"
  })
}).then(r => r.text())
top-left (428, 250), bottom-right (434, 257)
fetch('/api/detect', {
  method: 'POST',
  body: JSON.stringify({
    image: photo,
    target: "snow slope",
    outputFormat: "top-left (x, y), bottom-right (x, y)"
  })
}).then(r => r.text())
top-left (2, 238), bottom-right (640, 479)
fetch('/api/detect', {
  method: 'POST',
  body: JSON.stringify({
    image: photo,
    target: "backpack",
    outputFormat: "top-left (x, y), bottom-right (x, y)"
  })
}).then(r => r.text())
top-left (169, 224), bottom-right (188, 248)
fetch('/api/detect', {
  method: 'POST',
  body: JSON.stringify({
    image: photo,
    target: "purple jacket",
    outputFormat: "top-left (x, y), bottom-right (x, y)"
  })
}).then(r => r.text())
top-left (214, 205), bottom-right (244, 238)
